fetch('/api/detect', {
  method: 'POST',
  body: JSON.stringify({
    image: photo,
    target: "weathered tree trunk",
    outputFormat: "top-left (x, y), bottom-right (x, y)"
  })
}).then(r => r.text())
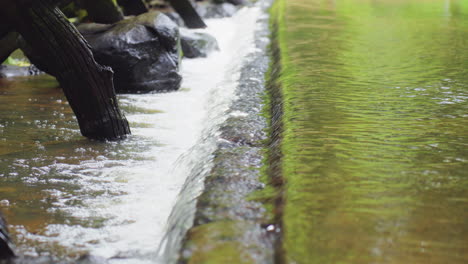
top-left (80, 0), bottom-right (125, 24)
top-left (0, 32), bottom-right (19, 65)
top-left (0, 213), bottom-right (15, 260)
top-left (169, 0), bottom-right (206, 29)
top-left (1, 0), bottom-right (131, 140)
top-left (0, 24), bottom-right (12, 40)
top-left (117, 0), bottom-right (148, 16)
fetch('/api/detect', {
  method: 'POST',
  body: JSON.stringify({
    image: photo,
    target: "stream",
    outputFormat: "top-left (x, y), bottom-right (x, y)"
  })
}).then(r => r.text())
top-left (0, 5), bottom-right (262, 263)
top-left (2, 0), bottom-right (468, 263)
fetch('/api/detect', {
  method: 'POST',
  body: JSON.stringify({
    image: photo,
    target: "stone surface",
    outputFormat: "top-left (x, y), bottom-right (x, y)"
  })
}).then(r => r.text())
top-left (78, 11), bottom-right (182, 93)
top-left (180, 28), bottom-right (219, 58)
top-left (195, 2), bottom-right (238, 18)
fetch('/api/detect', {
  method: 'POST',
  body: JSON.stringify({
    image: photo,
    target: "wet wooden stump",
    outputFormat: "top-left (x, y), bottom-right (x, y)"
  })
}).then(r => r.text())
top-left (0, 0), bottom-right (131, 140)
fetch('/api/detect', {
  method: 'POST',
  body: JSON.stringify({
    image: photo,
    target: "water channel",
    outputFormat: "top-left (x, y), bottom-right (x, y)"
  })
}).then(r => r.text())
top-left (273, 0), bottom-right (468, 263)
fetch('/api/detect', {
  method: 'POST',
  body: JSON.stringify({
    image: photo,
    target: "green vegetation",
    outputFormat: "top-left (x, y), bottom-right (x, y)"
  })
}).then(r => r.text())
top-left (2, 50), bottom-right (30, 67)
top-left (181, 221), bottom-right (257, 264)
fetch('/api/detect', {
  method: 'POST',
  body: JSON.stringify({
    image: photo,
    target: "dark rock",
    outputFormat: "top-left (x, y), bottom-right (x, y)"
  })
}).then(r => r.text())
top-left (195, 2), bottom-right (238, 19)
top-left (78, 11), bottom-right (182, 93)
top-left (0, 65), bottom-right (42, 78)
top-left (180, 28), bottom-right (219, 58)
top-left (0, 213), bottom-right (14, 260)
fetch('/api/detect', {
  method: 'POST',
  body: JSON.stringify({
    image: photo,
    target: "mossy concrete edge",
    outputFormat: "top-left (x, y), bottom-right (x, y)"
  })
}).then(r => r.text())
top-left (176, 1), bottom-right (277, 263)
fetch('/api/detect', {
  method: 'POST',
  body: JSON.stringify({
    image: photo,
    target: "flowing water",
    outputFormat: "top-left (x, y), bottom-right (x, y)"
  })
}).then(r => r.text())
top-left (0, 6), bottom-right (262, 263)
top-left (273, 0), bottom-right (468, 263)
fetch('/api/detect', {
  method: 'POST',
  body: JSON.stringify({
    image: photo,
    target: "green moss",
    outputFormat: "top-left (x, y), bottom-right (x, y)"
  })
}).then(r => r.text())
top-left (181, 221), bottom-right (256, 264)
top-left (3, 56), bottom-right (30, 67)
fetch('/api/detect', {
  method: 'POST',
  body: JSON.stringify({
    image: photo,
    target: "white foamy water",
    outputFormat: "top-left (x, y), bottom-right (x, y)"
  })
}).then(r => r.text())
top-left (8, 5), bottom-right (262, 264)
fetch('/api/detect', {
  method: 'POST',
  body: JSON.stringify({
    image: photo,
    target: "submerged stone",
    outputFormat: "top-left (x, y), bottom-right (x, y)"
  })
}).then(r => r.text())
top-left (195, 2), bottom-right (239, 18)
top-left (180, 28), bottom-right (219, 58)
top-left (0, 65), bottom-right (42, 78)
top-left (78, 11), bottom-right (182, 93)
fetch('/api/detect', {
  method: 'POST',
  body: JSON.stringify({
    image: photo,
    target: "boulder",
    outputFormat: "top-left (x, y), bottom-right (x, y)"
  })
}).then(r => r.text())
top-left (0, 213), bottom-right (14, 260)
top-left (180, 28), bottom-right (219, 58)
top-left (0, 65), bottom-right (42, 78)
top-left (78, 11), bottom-right (182, 93)
top-left (195, 2), bottom-right (238, 19)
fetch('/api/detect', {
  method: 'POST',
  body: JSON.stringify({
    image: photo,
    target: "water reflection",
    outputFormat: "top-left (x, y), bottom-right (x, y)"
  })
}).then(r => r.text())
top-left (278, 0), bottom-right (468, 263)
top-left (0, 76), bottom-right (159, 260)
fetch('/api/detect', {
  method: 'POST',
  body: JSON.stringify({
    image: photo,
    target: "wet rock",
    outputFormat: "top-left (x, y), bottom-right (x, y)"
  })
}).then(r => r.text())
top-left (163, 11), bottom-right (185, 27)
top-left (180, 28), bottom-right (219, 58)
top-left (195, 2), bottom-right (238, 18)
top-left (76, 254), bottom-right (108, 264)
top-left (78, 11), bottom-right (182, 93)
top-left (0, 65), bottom-right (42, 78)
top-left (0, 213), bottom-right (14, 260)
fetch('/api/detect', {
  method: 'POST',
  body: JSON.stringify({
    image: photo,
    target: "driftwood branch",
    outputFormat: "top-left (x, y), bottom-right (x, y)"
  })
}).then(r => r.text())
top-left (0, 214), bottom-right (15, 260)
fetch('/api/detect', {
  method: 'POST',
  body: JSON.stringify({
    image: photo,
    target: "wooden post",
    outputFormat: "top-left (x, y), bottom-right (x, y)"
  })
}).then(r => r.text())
top-left (168, 0), bottom-right (206, 29)
top-left (0, 32), bottom-right (19, 65)
top-left (117, 0), bottom-right (148, 16)
top-left (1, 0), bottom-right (131, 140)
top-left (0, 24), bottom-right (12, 40)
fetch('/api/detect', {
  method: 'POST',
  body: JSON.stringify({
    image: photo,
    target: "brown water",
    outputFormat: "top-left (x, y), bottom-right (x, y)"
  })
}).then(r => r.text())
top-left (0, 10), bottom-right (264, 262)
top-left (0, 76), bottom-right (141, 259)
top-left (271, 0), bottom-right (468, 263)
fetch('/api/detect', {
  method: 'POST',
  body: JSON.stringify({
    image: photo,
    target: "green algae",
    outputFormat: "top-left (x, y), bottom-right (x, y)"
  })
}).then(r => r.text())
top-left (180, 221), bottom-right (259, 264)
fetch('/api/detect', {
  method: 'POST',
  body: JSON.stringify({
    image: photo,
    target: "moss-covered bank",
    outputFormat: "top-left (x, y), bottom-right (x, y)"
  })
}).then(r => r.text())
top-left (175, 1), bottom-right (277, 263)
